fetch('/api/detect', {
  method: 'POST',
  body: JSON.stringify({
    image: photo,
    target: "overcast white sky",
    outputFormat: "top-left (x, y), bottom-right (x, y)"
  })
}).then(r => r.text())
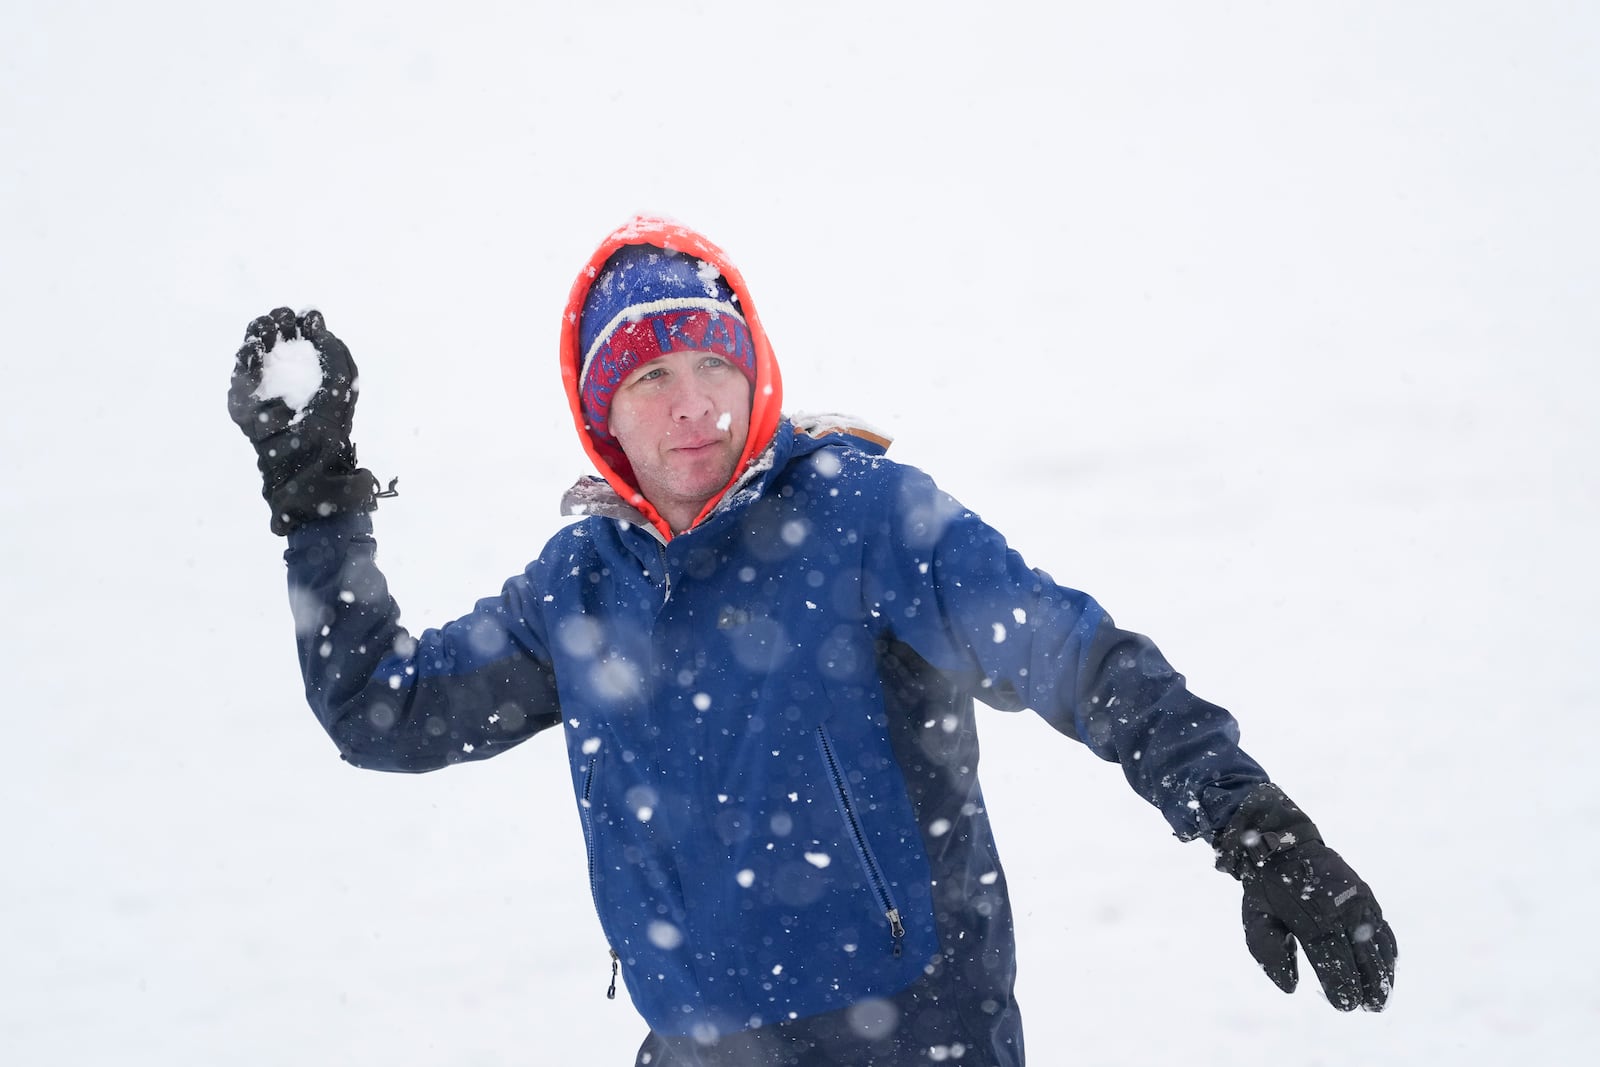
top-left (3, 3), bottom-right (1597, 1064)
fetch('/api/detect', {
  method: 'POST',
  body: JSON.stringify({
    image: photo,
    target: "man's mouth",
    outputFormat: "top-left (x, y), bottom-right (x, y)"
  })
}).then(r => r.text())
top-left (671, 434), bottom-right (724, 452)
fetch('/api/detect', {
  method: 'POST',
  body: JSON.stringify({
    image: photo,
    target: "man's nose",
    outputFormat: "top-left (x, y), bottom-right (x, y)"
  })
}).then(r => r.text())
top-left (670, 380), bottom-right (714, 420)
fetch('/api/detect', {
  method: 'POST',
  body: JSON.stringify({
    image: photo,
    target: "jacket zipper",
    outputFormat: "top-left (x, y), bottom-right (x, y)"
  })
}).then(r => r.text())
top-left (816, 726), bottom-right (905, 958)
top-left (581, 761), bottom-right (617, 999)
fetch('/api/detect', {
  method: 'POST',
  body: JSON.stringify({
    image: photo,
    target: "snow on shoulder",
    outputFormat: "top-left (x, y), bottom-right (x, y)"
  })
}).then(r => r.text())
top-left (792, 411), bottom-right (894, 451)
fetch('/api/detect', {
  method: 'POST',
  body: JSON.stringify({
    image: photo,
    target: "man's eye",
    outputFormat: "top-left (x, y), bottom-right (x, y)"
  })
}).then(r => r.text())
top-left (701, 357), bottom-right (728, 369)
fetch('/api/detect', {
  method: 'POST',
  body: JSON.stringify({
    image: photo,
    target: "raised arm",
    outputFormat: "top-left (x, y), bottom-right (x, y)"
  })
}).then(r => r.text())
top-left (228, 308), bottom-right (560, 771)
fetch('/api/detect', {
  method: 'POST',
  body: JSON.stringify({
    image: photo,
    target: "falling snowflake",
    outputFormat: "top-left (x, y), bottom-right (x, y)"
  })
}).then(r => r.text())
top-left (647, 921), bottom-right (683, 950)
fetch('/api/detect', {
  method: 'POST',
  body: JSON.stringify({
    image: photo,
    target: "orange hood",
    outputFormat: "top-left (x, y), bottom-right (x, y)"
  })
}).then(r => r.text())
top-left (560, 215), bottom-right (784, 540)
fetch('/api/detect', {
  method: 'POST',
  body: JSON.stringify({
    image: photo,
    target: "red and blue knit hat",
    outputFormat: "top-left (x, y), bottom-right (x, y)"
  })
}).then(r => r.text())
top-left (578, 243), bottom-right (758, 449)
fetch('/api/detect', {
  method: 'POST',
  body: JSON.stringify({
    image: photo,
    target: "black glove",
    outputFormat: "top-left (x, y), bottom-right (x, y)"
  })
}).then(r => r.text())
top-left (1214, 784), bottom-right (1397, 1011)
top-left (227, 307), bottom-right (388, 535)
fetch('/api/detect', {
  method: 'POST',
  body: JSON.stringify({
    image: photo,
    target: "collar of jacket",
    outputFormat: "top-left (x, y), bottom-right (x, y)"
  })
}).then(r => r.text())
top-left (560, 425), bottom-right (785, 546)
top-left (558, 215), bottom-right (785, 542)
top-left (558, 415), bottom-right (893, 545)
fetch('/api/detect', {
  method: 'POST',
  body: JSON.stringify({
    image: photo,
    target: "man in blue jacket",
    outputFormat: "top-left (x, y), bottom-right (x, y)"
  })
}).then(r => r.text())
top-left (228, 216), bottom-right (1396, 1066)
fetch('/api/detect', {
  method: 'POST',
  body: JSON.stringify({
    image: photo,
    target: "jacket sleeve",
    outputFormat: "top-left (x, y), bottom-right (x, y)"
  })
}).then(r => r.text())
top-left (862, 460), bottom-right (1268, 840)
top-left (281, 513), bottom-right (561, 772)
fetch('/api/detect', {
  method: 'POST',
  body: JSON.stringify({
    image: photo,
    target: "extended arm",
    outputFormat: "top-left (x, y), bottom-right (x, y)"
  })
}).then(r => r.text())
top-left (866, 459), bottom-right (1396, 1010)
top-left (862, 460), bottom-right (1266, 838)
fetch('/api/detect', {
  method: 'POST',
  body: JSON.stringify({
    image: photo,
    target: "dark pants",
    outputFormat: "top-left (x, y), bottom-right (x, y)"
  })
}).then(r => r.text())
top-left (632, 971), bottom-right (1024, 1066)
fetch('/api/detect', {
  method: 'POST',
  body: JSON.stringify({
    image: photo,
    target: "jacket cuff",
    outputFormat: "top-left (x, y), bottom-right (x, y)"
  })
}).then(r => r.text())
top-left (1210, 783), bottom-right (1324, 879)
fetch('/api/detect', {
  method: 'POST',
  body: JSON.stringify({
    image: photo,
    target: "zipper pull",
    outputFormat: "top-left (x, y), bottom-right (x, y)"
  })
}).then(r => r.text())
top-left (606, 948), bottom-right (619, 1000)
top-left (886, 908), bottom-right (905, 959)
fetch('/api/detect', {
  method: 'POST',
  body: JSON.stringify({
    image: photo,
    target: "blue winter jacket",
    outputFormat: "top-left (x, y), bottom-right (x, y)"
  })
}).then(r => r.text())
top-left (282, 420), bottom-right (1269, 1065)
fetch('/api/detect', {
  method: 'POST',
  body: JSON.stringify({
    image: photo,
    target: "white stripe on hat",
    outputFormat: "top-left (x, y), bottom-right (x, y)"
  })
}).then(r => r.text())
top-left (580, 296), bottom-right (747, 387)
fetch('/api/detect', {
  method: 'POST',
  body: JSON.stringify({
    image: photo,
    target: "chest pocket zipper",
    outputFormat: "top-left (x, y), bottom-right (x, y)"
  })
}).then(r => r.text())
top-left (580, 761), bottom-right (618, 998)
top-left (816, 726), bottom-right (906, 958)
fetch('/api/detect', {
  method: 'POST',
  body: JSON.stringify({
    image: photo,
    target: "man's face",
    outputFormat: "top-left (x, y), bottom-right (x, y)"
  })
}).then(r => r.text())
top-left (608, 348), bottom-right (753, 532)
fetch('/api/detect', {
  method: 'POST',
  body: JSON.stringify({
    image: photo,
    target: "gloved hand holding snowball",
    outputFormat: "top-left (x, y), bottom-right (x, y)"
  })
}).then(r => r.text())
top-left (227, 307), bottom-right (387, 535)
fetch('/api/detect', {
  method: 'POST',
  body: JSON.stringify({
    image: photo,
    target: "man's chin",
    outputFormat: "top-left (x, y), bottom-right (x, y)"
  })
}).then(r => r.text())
top-left (644, 459), bottom-right (737, 508)
top-left (672, 449), bottom-right (737, 480)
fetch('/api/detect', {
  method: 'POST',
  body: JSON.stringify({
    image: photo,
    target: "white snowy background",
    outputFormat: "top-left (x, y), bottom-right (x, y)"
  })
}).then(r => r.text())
top-left (4, 2), bottom-right (1596, 1064)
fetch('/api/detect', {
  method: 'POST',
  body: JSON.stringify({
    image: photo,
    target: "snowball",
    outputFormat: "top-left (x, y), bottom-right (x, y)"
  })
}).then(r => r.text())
top-left (253, 337), bottom-right (322, 414)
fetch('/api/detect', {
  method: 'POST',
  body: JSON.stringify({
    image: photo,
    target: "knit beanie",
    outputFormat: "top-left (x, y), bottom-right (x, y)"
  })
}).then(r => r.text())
top-left (577, 243), bottom-right (758, 452)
